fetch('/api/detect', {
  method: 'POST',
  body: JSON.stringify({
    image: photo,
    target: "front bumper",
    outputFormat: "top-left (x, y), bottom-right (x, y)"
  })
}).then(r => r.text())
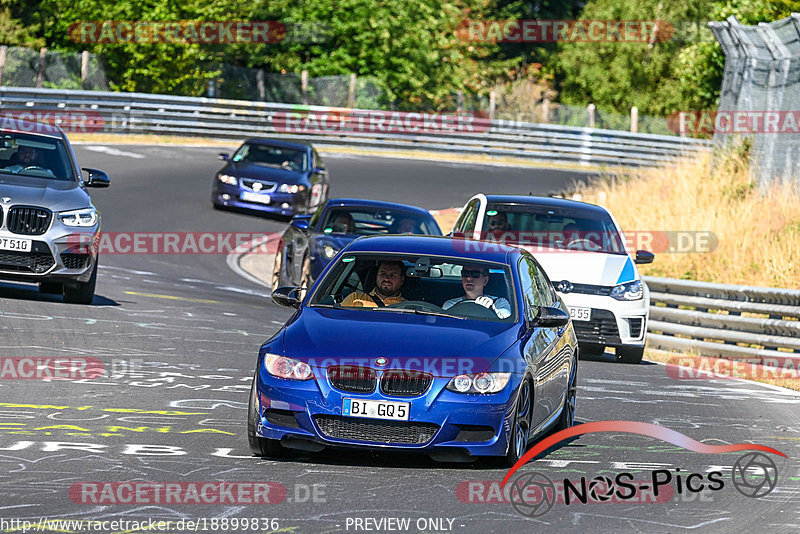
top-left (0, 227), bottom-right (98, 284)
top-left (212, 182), bottom-right (303, 217)
top-left (254, 366), bottom-right (521, 458)
top-left (559, 292), bottom-right (648, 347)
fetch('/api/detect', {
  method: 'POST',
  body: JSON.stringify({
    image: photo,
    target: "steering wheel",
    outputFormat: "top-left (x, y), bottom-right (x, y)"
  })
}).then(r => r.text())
top-left (566, 237), bottom-right (597, 250)
top-left (21, 165), bottom-right (48, 172)
top-left (385, 300), bottom-right (444, 313)
top-left (446, 300), bottom-right (499, 319)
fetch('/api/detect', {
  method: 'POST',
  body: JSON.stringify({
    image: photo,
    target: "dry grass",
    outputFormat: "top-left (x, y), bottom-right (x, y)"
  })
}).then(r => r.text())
top-left (571, 148), bottom-right (800, 288)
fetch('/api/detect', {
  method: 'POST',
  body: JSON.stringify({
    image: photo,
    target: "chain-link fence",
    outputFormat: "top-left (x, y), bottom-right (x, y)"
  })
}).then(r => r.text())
top-left (710, 14), bottom-right (800, 188)
top-left (0, 44), bottom-right (677, 134)
top-left (0, 46), bottom-right (109, 90)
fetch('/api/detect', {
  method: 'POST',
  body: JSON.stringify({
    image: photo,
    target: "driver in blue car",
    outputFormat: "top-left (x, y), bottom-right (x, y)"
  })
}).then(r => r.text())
top-left (443, 266), bottom-right (512, 319)
top-left (341, 260), bottom-right (406, 307)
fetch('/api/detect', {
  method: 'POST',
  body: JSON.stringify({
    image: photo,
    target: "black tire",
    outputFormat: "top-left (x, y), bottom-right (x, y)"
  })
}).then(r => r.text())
top-left (616, 345), bottom-right (645, 364)
top-left (247, 371), bottom-right (288, 458)
top-left (39, 281), bottom-right (62, 294)
top-left (495, 379), bottom-right (532, 467)
top-left (579, 343), bottom-right (605, 358)
top-left (62, 262), bottom-right (97, 304)
top-left (554, 358), bottom-right (578, 431)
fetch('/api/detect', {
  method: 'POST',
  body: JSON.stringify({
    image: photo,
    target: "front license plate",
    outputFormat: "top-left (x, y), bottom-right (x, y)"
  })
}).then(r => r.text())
top-left (342, 398), bottom-right (409, 421)
top-left (569, 306), bottom-right (591, 321)
top-left (240, 191), bottom-right (271, 205)
top-left (0, 237), bottom-right (32, 252)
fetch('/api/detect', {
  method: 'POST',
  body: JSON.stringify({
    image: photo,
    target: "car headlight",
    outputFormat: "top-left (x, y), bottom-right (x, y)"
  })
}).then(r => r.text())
top-left (58, 208), bottom-right (97, 227)
top-left (263, 354), bottom-right (313, 380)
top-left (446, 372), bottom-right (510, 394)
top-left (279, 184), bottom-right (305, 194)
top-left (218, 174), bottom-right (237, 185)
top-left (322, 244), bottom-right (338, 259)
top-left (610, 280), bottom-right (643, 301)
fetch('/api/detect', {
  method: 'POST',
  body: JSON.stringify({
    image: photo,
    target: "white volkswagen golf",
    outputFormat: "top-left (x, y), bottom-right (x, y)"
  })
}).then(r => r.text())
top-left (451, 194), bottom-right (654, 363)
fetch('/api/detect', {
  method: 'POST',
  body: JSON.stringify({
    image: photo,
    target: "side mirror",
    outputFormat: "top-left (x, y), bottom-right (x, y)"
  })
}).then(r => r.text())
top-left (312, 167), bottom-right (327, 175)
top-left (218, 152), bottom-right (230, 161)
top-left (533, 306), bottom-right (570, 327)
top-left (272, 286), bottom-right (302, 309)
top-left (82, 168), bottom-right (110, 188)
top-left (634, 250), bottom-right (655, 264)
top-left (291, 215), bottom-right (312, 231)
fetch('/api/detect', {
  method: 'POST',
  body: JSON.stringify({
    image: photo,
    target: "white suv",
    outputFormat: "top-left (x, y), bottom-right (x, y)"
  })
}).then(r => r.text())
top-left (452, 194), bottom-right (653, 363)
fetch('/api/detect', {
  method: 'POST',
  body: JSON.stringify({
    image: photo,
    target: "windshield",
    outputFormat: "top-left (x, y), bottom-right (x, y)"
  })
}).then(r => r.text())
top-left (0, 132), bottom-right (75, 181)
top-left (231, 143), bottom-right (308, 172)
top-left (481, 203), bottom-right (626, 254)
top-left (309, 253), bottom-right (516, 322)
top-left (321, 208), bottom-right (440, 236)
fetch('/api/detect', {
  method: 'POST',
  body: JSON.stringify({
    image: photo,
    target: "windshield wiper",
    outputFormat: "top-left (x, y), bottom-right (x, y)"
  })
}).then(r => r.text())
top-left (372, 308), bottom-right (466, 320)
top-left (309, 303), bottom-right (341, 309)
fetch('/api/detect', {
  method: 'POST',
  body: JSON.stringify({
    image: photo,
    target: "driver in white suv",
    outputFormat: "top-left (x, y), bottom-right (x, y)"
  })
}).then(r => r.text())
top-left (443, 266), bottom-right (511, 319)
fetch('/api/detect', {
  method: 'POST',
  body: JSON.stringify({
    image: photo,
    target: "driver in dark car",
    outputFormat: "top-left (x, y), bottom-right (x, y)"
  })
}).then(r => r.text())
top-left (443, 266), bottom-right (511, 319)
top-left (341, 260), bottom-right (406, 307)
top-left (5, 145), bottom-right (46, 173)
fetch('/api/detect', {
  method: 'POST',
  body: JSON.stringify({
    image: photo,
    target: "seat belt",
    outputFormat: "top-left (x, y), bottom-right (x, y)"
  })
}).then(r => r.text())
top-left (369, 293), bottom-right (386, 307)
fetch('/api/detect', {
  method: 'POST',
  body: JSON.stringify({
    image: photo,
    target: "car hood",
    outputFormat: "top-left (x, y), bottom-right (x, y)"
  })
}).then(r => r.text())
top-left (521, 247), bottom-right (638, 286)
top-left (281, 307), bottom-right (519, 376)
top-left (0, 175), bottom-right (90, 211)
top-left (227, 162), bottom-right (305, 182)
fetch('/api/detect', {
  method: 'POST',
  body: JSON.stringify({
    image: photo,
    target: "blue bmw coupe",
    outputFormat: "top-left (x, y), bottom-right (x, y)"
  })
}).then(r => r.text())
top-left (212, 139), bottom-right (329, 217)
top-left (249, 235), bottom-right (578, 465)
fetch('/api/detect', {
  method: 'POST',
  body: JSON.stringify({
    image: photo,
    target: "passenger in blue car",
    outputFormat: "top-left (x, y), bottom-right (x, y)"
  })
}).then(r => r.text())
top-left (443, 266), bottom-right (511, 319)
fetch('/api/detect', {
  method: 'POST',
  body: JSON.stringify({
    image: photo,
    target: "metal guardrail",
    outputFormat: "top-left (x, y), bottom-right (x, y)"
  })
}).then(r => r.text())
top-left (643, 276), bottom-right (800, 362)
top-left (0, 87), bottom-right (711, 168)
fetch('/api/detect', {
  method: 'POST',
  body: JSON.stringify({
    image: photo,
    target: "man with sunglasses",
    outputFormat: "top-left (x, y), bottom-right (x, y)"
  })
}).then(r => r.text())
top-left (442, 266), bottom-right (511, 319)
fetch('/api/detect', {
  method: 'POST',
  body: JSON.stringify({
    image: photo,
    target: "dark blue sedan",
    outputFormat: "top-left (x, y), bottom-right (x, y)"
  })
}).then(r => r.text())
top-left (211, 139), bottom-right (329, 217)
top-left (249, 235), bottom-right (578, 465)
top-left (271, 198), bottom-right (442, 291)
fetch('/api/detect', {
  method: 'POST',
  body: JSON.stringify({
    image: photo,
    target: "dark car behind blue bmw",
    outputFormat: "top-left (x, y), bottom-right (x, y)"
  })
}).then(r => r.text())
top-left (211, 138), bottom-right (329, 217)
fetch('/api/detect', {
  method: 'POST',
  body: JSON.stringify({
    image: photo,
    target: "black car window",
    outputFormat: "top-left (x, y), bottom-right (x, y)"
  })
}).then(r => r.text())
top-left (232, 143), bottom-right (308, 172)
top-left (525, 256), bottom-right (554, 307)
top-left (517, 257), bottom-right (540, 321)
top-left (321, 208), bottom-right (440, 236)
top-left (0, 132), bottom-right (75, 181)
top-left (453, 198), bottom-right (479, 235)
top-left (533, 260), bottom-right (557, 306)
top-left (483, 203), bottom-right (625, 254)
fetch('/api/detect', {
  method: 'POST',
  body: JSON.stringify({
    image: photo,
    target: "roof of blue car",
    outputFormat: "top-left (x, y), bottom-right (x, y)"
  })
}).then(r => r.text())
top-left (344, 235), bottom-right (517, 263)
top-left (244, 138), bottom-right (312, 151)
top-left (324, 198), bottom-right (433, 216)
top-left (484, 194), bottom-right (609, 215)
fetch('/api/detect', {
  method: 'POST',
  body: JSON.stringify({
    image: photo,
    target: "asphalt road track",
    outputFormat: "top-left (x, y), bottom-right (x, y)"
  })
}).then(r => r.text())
top-left (0, 145), bottom-right (798, 533)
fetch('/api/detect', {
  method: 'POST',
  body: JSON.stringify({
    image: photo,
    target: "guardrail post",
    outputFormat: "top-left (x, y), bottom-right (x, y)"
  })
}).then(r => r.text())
top-left (0, 46), bottom-right (7, 86)
top-left (456, 90), bottom-right (464, 113)
top-left (301, 69), bottom-right (308, 105)
top-left (631, 106), bottom-right (638, 133)
top-left (587, 103), bottom-right (595, 128)
top-left (36, 47), bottom-right (47, 88)
top-left (256, 69), bottom-right (265, 101)
top-left (348, 73), bottom-right (356, 108)
top-left (542, 97), bottom-right (550, 123)
top-left (488, 89), bottom-right (496, 122)
top-left (80, 51), bottom-right (89, 90)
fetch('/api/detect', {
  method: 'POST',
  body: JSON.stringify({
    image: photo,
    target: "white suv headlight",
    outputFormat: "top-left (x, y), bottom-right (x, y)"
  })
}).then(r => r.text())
top-left (58, 208), bottom-right (98, 227)
top-left (446, 372), bottom-right (510, 394)
top-left (610, 280), bottom-right (643, 301)
top-left (263, 354), bottom-right (313, 380)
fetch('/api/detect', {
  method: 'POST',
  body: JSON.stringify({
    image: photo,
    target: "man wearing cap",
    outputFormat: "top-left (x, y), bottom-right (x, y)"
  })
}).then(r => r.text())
top-left (443, 266), bottom-right (511, 319)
